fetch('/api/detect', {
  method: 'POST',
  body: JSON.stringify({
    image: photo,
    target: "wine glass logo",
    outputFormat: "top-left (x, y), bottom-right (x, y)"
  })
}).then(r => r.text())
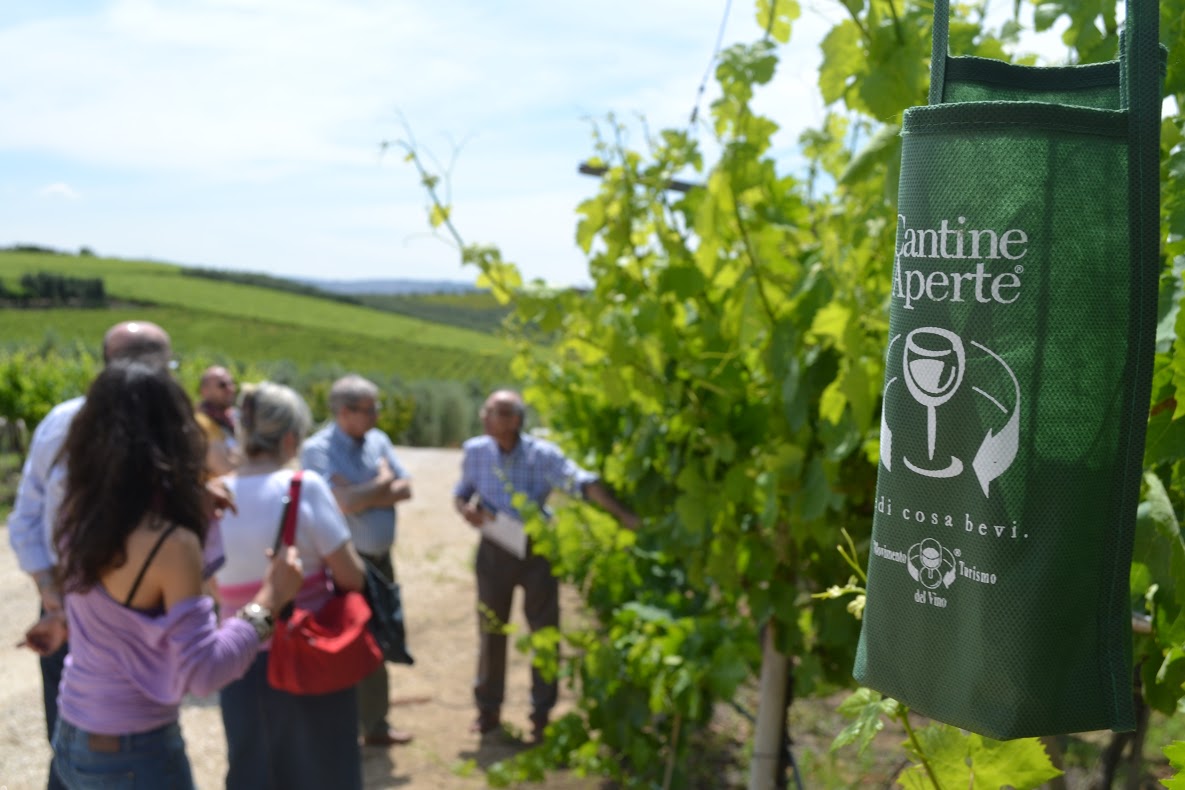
top-left (901, 327), bottom-right (965, 478)
top-left (907, 537), bottom-right (957, 589)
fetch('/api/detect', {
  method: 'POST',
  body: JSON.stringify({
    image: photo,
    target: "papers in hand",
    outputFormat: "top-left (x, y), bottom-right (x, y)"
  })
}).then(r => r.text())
top-left (484, 511), bottom-right (527, 559)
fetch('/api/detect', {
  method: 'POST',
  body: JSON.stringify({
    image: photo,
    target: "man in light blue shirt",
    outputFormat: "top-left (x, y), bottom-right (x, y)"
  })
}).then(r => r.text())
top-left (453, 389), bottom-right (638, 743)
top-left (300, 374), bottom-right (413, 748)
top-left (8, 321), bottom-right (173, 790)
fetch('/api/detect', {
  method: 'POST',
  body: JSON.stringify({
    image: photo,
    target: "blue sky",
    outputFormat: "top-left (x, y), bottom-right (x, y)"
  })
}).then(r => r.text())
top-left (0, 1), bottom-right (1065, 287)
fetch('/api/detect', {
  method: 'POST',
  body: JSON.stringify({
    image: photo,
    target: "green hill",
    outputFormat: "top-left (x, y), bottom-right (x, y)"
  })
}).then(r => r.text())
top-left (351, 290), bottom-right (511, 334)
top-left (0, 250), bottom-right (512, 385)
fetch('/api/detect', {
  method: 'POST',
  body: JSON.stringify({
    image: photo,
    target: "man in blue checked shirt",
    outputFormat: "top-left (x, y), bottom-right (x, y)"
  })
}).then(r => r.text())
top-left (301, 374), bottom-right (414, 748)
top-left (454, 389), bottom-right (638, 743)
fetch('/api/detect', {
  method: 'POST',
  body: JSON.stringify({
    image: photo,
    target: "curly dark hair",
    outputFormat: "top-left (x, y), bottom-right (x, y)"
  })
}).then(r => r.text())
top-left (54, 360), bottom-right (208, 592)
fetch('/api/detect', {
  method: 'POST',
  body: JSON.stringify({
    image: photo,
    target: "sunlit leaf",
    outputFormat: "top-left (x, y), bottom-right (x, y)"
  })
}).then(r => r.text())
top-left (899, 726), bottom-right (1061, 790)
top-left (819, 21), bottom-right (864, 106)
top-left (429, 204), bottom-right (450, 228)
top-left (755, 0), bottom-right (800, 44)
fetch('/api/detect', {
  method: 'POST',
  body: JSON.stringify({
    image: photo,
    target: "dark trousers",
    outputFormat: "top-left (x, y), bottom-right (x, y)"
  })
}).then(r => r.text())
top-left (220, 651), bottom-right (361, 790)
top-left (39, 610), bottom-right (68, 790)
top-left (357, 550), bottom-right (393, 737)
top-left (474, 539), bottom-right (559, 723)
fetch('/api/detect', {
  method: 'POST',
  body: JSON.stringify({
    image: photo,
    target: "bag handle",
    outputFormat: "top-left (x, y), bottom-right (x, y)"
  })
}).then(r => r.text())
top-left (271, 470), bottom-right (304, 621)
top-left (927, 0), bottom-right (950, 105)
top-left (1122, 0), bottom-right (1161, 253)
top-left (272, 470), bottom-right (304, 553)
top-left (928, 0), bottom-right (1159, 108)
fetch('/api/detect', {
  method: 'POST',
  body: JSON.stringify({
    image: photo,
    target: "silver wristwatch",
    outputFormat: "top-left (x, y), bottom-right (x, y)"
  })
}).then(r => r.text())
top-left (237, 602), bottom-right (275, 641)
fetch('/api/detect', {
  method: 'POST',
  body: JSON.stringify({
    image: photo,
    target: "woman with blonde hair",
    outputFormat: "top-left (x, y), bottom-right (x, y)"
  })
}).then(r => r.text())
top-left (216, 381), bottom-right (368, 790)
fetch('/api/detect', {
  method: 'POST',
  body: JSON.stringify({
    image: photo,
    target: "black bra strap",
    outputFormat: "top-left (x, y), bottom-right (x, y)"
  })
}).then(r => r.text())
top-left (124, 521), bottom-right (182, 607)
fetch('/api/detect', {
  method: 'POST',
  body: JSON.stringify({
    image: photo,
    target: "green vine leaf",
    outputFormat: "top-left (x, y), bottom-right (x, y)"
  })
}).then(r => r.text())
top-left (756, 0), bottom-right (800, 44)
top-left (898, 725), bottom-right (1062, 790)
top-left (860, 24), bottom-right (927, 121)
top-left (819, 20), bottom-right (864, 106)
top-left (838, 123), bottom-right (902, 186)
top-left (832, 688), bottom-right (898, 756)
top-left (428, 203), bottom-right (450, 228)
top-left (1165, 741), bottom-right (1185, 788)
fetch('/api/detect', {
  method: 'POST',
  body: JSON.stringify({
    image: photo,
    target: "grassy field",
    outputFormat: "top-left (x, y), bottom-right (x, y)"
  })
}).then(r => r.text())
top-left (0, 251), bottom-right (512, 384)
top-left (353, 290), bottom-right (512, 334)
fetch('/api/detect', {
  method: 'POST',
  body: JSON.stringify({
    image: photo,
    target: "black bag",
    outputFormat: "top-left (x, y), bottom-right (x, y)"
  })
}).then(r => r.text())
top-left (362, 558), bottom-right (414, 665)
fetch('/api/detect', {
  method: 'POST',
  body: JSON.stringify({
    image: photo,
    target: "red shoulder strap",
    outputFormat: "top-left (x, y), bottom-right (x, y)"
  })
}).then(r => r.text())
top-left (277, 470), bottom-right (304, 548)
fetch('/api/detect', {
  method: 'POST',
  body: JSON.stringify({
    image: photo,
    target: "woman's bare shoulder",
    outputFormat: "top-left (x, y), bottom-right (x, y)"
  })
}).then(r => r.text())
top-left (123, 519), bottom-right (201, 559)
top-left (143, 523), bottom-right (203, 577)
top-left (111, 520), bottom-right (204, 609)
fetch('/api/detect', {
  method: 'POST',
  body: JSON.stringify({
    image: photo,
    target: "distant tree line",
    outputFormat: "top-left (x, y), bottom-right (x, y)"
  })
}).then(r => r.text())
top-left (0, 244), bottom-right (98, 257)
top-left (0, 341), bottom-right (492, 459)
top-left (0, 272), bottom-right (107, 308)
top-left (182, 266), bottom-right (510, 334)
top-left (182, 267), bottom-right (365, 306)
top-left (2, 244), bottom-right (69, 256)
top-left (2, 245), bottom-right (509, 336)
top-left (353, 293), bottom-right (510, 334)
top-left (262, 360), bottom-right (488, 448)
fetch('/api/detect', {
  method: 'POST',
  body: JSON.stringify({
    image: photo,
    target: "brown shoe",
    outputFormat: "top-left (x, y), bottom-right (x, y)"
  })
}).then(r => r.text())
top-left (470, 711), bottom-right (501, 735)
top-left (362, 728), bottom-right (414, 747)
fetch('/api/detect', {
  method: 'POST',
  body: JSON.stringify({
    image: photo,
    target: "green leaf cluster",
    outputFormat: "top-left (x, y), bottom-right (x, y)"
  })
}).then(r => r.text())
top-left (833, 689), bottom-right (1061, 788)
top-left (897, 724), bottom-right (1061, 789)
top-left (0, 347), bottom-right (98, 437)
top-left (1165, 740), bottom-right (1185, 788)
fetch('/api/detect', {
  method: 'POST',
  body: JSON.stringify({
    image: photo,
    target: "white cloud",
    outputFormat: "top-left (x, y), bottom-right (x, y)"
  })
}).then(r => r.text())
top-left (37, 182), bottom-right (81, 200)
top-left (0, 0), bottom-right (751, 179)
top-left (0, 0), bottom-right (1109, 287)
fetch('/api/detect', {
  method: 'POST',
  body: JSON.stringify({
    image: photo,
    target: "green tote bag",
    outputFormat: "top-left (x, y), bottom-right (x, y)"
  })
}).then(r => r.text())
top-left (853, 0), bottom-right (1163, 739)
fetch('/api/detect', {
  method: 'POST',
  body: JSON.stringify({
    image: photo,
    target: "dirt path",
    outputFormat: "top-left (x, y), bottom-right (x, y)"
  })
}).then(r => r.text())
top-left (0, 447), bottom-right (591, 789)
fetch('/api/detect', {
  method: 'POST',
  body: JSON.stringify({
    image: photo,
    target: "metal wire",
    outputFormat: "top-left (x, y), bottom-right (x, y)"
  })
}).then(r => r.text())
top-left (688, 0), bottom-right (735, 126)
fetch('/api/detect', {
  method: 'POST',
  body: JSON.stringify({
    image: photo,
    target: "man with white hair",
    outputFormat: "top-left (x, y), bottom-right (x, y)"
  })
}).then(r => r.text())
top-left (301, 374), bottom-right (414, 748)
top-left (9, 320), bottom-right (173, 790)
top-left (454, 389), bottom-right (638, 744)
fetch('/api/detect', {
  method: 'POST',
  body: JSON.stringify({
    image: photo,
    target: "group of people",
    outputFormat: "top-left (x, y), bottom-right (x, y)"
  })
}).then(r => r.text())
top-left (8, 319), bottom-right (638, 789)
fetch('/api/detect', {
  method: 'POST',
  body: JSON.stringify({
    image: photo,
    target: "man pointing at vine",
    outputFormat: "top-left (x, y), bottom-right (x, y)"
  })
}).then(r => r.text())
top-left (454, 389), bottom-right (638, 743)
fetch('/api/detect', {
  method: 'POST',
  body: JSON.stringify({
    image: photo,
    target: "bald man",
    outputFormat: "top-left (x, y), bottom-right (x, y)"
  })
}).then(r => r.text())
top-left (8, 320), bottom-right (172, 790)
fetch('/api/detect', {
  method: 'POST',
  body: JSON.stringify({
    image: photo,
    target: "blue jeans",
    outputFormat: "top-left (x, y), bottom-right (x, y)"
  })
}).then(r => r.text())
top-left (51, 719), bottom-right (195, 790)
top-left (220, 651), bottom-right (362, 790)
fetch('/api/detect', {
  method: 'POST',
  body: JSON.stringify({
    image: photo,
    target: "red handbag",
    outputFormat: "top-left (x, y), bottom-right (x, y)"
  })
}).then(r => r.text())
top-left (266, 471), bottom-right (383, 695)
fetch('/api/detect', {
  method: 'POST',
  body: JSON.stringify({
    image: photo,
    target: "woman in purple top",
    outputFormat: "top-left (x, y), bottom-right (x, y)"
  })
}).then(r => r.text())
top-left (49, 361), bottom-right (304, 789)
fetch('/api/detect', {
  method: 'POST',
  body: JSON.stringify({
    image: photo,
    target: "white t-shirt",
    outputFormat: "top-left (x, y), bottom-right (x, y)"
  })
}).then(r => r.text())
top-left (216, 469), bottom-right (351, 613)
